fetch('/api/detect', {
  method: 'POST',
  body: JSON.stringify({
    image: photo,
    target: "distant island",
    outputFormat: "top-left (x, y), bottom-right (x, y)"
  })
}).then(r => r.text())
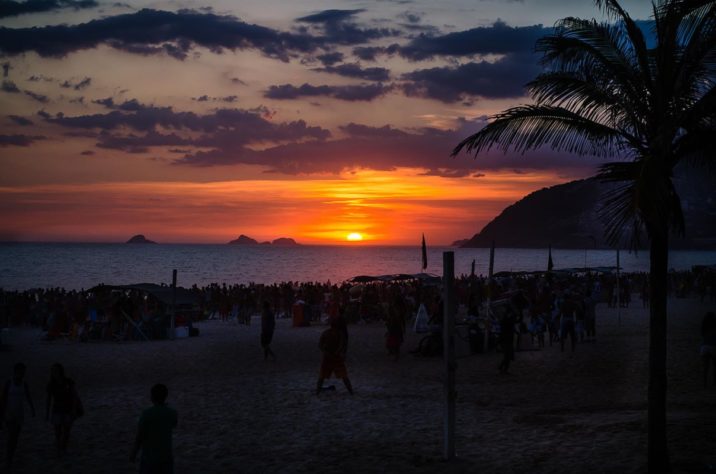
top-left (126, 234), bottom-right (156, 244)
top-left (228, 235), bottom-right (300, 246)
top-left (451, 239), bottom-right (469, 247)
top-left (459, 171), bottom-right (716, 249)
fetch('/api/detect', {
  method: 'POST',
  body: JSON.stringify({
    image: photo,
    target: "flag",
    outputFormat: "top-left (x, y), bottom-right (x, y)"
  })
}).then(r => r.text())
top-left (548, 244), bottom-right (554, 272)
top-left (421, 233), bottom-right (428, 270)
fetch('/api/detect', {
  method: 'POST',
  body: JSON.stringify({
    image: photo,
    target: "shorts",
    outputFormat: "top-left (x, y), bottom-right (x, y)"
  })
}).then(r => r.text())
top-left (51, 413), bottom-right (74, 426)
top-left (701, 344), bottom-right (715, 356)
top-left (320, 354), bottom-right (347, 379)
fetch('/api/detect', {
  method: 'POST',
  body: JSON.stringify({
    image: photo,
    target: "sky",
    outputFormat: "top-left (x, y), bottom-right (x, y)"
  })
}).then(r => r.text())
top-left (0, 0), bottom-right (654, 245)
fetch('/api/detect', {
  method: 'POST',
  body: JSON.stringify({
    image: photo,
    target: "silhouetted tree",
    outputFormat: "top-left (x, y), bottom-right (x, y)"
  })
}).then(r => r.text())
top-left (452, 1), bottom-right (716, 471)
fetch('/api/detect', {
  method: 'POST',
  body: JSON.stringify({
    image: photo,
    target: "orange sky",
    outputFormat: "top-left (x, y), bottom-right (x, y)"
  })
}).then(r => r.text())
top-left (0, 169), bottom-right (566, 244)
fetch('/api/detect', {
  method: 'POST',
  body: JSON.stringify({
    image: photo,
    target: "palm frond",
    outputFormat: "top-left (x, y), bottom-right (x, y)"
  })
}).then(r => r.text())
top-left (450, 105), bottom-right (628, 158)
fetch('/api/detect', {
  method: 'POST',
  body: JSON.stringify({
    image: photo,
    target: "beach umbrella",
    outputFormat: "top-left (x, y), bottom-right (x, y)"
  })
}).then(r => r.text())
top-left (547, 244), bottom-right (554, 272)
top-left (470, 259), bottom-right (476, 277)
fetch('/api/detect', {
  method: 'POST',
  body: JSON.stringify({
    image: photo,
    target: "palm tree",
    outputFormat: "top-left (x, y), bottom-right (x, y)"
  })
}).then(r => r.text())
top-left (452, 0), bottom-right (715, 470)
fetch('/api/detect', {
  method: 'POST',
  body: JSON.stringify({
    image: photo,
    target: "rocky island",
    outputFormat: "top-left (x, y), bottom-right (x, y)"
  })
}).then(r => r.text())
top-left (126, 234), bottom-right (156, 244)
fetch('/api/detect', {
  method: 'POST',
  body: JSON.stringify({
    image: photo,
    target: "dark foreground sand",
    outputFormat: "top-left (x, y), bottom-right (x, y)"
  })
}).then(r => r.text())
top-left (1, 297), bottom-right (715, 473)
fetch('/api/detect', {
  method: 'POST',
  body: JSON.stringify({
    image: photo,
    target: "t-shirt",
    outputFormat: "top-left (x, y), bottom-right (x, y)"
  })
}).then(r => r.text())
top-left (47, 379), bottom-right (74, 414)
top-left (138, 403), bottom-right (178, 464)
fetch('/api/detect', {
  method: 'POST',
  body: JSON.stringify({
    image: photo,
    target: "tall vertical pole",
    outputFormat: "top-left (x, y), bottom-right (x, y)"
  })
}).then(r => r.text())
top-left (443, 251), bottom-right (456, 461)
top-left (616, 250), bottom-right (621, 327)
top-left (171, 269), bottom-right (177, 340)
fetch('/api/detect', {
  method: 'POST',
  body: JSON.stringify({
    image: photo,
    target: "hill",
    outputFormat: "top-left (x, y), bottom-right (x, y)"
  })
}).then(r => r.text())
top-left (460, 172), bottom-right (716, 249)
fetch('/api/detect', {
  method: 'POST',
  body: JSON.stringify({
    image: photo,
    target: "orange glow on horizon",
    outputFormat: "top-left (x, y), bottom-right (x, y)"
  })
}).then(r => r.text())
top-left (346, 232), bottom-right (363, 241)
top-left (0, 168), bottom-right (573, 245)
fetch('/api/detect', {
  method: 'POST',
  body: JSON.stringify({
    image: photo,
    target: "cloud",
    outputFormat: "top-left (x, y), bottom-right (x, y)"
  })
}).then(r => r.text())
top-left (264, 83), bottom-right (392, 101)
top-left (60, 77), bottom-right (92, 90)
top-left (397, 20), bottom-right (550, 60)
top-left (174, 117), bottom-right (601, 176)
top-left (316, 52), bottom-right (344, 66)
top-left (0, 8), bottom-right (324, 61)
top-left (23, 90), bottom-right (50, 103)
top-left (0, 0), bottom-right (98, 19)
top-left (80, 150), bottom-right (95, 155)
top-left (192, 95), bottom-right (238, 103)
top-left (352, 44), bottom-right (400, 61)
top-left (1, 80), bottom-right (20, 93)
top-left (314, 63), bottom-right (390, 82)
top-left (401, 53), bottom-right (540, 102)
top-left (295, 8), bottom-right (399, 46)
top-left (295, 9), bottom-right (364, 24)
top-left (8, 115), bottom-right (34, 126)
top-left (0, 134), bottom-right (45, 146)
top-left (43, 103), bottom-right (331, 155)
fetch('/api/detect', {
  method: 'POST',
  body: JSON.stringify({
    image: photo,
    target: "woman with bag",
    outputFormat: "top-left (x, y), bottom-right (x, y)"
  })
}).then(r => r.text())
top-left (46, 363), bottom-right (81, 457)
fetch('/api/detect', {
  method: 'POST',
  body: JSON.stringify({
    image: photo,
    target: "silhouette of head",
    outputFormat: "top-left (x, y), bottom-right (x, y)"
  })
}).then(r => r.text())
top-left (151, 383), bottom-right (169, 404)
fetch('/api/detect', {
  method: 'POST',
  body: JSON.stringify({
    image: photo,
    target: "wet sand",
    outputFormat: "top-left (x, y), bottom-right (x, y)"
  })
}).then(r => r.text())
top-left (2, 296), bottom-right (715, 473)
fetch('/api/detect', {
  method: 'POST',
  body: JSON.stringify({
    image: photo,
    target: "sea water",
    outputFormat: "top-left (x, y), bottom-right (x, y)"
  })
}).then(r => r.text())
top-left (0, 243), bottom-right (714, 291)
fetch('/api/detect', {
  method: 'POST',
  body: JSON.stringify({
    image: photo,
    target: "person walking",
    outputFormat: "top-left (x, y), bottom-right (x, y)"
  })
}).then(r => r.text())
top-left (131, 384), bottom-right (178, 474)
top-left (46, 363), bottom-right (80, 457)
top-left (261, 301), bottom-right (276, 361)
top-left (316, 319), bottom-right (353, 395)
top-left (1, 363), bottom-right (35, 470)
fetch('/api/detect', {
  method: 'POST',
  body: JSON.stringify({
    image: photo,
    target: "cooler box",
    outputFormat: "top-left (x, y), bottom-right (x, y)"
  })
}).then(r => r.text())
top-left (174, 326), bottom-right (189, 338)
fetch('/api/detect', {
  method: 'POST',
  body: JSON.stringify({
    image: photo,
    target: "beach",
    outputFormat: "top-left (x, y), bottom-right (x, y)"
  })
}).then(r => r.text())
top-left (2, 296), bottom-right (715, 473)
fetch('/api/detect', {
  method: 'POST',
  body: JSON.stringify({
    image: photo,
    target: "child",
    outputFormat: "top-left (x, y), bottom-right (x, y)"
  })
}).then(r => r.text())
top-left (131, 384), bottom-right (178, 473)
top-left (2, 363), bottom-right (36, 470)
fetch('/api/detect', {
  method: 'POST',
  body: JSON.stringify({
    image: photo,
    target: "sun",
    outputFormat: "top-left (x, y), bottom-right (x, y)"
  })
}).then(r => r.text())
top-left (346, 232), bottom-right (363, 241)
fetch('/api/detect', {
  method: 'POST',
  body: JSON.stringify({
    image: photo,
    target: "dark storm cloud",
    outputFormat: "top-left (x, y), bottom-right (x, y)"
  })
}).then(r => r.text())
top-left (264, 83), bottom-right (391, 102)
top-left (316, 51), bottom-right (344, 66)
top-left (397, 21), bottom-right (549, 60)
top-left (401, 53), bottom-right (540, 103)
top-left (314, 63), bottom-right (390, 82)
top-left (0, 9), bottom-right (323, 61)
top-left (8, 115), bottom-right (34, 126)
top-left (0, 134), bottom-right (45, 146)
top-left (0, 0), bottom-right (98, 19)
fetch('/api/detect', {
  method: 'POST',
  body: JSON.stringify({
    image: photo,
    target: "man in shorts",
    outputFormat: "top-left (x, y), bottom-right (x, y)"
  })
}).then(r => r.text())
top-left (316, 319), bottom-right (353, 395)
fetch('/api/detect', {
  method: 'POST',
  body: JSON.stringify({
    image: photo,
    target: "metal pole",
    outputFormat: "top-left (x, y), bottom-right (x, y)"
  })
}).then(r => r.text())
top-left (616, 250), bottom-right (621, 327)
top-left (443, 251), bottom-right (456, 461)
top-left (171, 269), bottom-right (177, 340)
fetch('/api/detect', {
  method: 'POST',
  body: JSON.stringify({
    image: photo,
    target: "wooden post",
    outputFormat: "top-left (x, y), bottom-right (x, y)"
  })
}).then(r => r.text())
top-left (616, 250), bottom-right (621, 327)
top-left (443, 251), bottom-right (456, 461)
top-left (171, 269), bottom-right (177, 340)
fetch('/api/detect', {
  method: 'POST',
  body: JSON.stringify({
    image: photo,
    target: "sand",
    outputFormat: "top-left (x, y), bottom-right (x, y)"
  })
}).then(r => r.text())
top-left (1, 296), bottom-right (715, 473)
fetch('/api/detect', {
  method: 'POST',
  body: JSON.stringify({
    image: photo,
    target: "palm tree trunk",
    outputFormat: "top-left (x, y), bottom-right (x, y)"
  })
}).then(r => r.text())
top-left (648, 226), bottom-right (670, 472)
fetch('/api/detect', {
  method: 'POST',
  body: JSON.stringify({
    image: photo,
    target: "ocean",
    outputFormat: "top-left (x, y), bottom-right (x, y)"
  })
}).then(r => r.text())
top-left (1, 243), bottom-right (715, 291)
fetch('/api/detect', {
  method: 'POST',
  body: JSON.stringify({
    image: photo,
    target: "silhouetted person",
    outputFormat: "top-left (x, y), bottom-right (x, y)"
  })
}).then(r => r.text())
top-left (261, 301), bottom-right (276, 361)
top-left (316, 319), bottom-right (353, 395)
top-left (131, 384), bottom-right (178, 474)
top-left (701, 312), bottom-right (716, 388)
top-left (498, 307), bottom-right (516, 374)
top-left (46, 363), bottom-right (79, 457)
top-left (2, 362), bottom-right (35, 470)
top-left (559, 292), bottom-right (577, 353)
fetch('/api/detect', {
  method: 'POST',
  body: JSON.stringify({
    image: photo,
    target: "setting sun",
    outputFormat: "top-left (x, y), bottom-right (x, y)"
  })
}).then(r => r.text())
top-left (346, 232), bottom-right (363, 241)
